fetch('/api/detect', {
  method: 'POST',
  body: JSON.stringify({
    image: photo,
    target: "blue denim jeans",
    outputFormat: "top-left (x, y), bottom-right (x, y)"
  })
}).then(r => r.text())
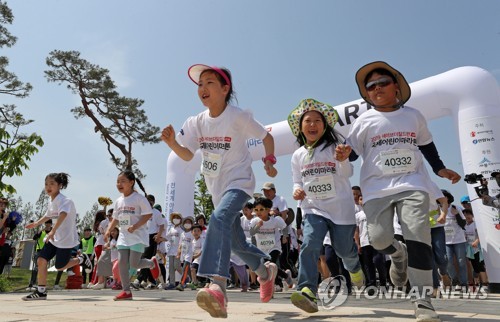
top-left (197, 189), bottom-right (269, 279)
top-left (446, 242), bottom-right (468, 287)
top-left (431, 227), bottom-right (448, 288)
top-left (297, 213), bottom-right (360, 294)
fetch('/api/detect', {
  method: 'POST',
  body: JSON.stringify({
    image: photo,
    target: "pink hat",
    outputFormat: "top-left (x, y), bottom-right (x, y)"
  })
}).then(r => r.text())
top-left (188, 64), bottom-right (231, 88)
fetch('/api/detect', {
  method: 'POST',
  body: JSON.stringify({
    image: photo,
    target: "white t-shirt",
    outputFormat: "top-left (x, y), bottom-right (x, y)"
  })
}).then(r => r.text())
top-left (95, 218), bottom-right (109, 246)
top-left (177, 105), bottom-right (268, 206)
top-left (147, 208), bottom-right (164, 234)
top-left (355, 210), bottom-right (370, 247)
top-left (250, 216), bottom-right (286, 254)
top-left (166, 226), bottom-right (183, 257)
top-left (346, 106), bottom-right (434, 203)
top-left (444, 206), bottom-right (466, 244)
top-left (179, 230), bottom-right (194, 262)
top-left (43, 193), bottom-right (79, 249)
top-left (192, 237), bottom-right (204, 264)
top-left (241, 215), bottom-right (254, 243)
top-left (112, 192), bottom-right (153, 247)
top-left (291, 142), bottom-right (356, 225)
top-left (465, 221), bottom-right (478, 249)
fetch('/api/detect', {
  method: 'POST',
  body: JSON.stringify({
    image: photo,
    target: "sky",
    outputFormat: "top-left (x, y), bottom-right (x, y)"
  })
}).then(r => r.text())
top-left (4, 0), bottom-right (500, 219)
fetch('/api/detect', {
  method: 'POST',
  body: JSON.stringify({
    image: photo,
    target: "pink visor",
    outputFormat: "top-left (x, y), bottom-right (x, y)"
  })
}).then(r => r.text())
top-left (188, 64), bottom-right (231, 88)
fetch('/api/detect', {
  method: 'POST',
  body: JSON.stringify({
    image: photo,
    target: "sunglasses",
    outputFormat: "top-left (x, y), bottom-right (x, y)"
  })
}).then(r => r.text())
top-left (254, 208), bottom-right (267, 212)
top-left (365, 77), bottom-right (393, 91)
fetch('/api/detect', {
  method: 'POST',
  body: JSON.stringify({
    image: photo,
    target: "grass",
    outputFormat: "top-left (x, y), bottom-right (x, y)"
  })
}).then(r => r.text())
top-left (1, 267), bottom-right (68, 292)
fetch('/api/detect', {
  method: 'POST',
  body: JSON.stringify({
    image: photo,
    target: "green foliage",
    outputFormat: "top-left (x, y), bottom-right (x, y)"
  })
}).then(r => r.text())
top-left (0, 2), bottom-right (41, 196)
top-left (45, 50), bottom-right (160, 178)
top-left (0, 274), bottom-right (12, 292)
top-left (193, 174), bottom-right (214, 221)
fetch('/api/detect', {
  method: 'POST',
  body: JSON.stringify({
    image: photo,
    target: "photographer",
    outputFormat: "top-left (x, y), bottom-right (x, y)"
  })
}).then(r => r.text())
top-left (481, 172), bottom-right (500, 209)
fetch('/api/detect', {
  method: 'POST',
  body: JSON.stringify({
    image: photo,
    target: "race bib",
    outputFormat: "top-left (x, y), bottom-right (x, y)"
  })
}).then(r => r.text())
top-left (379, 149), bottom-right (416, 175)
top-left (258, 234), bottom-right (276, 253)
top-left (119, 215), bottom-right (131, 228)
top-left (304, 175), bottom-right (336, 199)
top-left (201, 151), bottom-right (221, 178)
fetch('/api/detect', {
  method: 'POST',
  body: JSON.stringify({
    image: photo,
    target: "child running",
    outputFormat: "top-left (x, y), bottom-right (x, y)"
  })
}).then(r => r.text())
top-left (250, 197), bottom-right (293, 291)
top-left (22, 173), bottom-right (91, 300)
top-left (337, 61), bottom-right (461, 321)
top-left (287, 98), bottom-right (364, 313)
top-left (161, 64), bottom-right (278, 318)
top-left (104, 170), bottom-right (160, 301)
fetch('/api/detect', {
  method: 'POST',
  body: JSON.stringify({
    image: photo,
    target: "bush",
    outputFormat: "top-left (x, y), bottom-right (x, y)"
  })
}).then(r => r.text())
top-left (0, 274), bottom-right (12, 292)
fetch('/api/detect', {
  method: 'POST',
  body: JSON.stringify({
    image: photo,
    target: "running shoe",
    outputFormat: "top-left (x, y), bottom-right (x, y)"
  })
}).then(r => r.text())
top-left (291, 287), bottom-right (318, 313)
top-left (22, 290), bottom-right (47, 301)
top-left (113, 291), bottom-right (133, 301)
top-left (414, 298), bottom-right (440, 322)
top-left (257, 262), bottom-right (278, 303)
top-left (196, 283), bottom-right (227, 318)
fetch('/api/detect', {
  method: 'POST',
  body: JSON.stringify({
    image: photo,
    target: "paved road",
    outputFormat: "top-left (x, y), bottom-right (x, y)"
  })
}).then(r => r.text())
top-left (1, 287), bottom-right (499, 321)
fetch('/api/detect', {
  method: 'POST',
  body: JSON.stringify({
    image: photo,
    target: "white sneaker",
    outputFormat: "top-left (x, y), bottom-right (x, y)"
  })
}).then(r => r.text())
top-left (53, 285), bottom-right (63, 291)
top-left (87, 283), bottom-right (93, 289)
top-left (90, 283), bottom-right (105, 290)
top-left (275, 285), bottom-right (283, 292)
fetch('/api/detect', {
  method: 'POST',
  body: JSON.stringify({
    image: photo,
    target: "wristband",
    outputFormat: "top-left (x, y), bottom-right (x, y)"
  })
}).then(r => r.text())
top-left (262, 154), bottom-right (277, 165)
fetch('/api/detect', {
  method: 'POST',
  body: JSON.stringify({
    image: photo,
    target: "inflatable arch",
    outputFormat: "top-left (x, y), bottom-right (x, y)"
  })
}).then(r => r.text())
top-left (165, 66), bottom-right (500, 292)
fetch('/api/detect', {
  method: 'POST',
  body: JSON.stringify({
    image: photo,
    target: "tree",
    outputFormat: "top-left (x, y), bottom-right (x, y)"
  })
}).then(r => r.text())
top-left (0, 1), bottom-right (43, 195)
top-left (193, 174), bottom-right (214, 221)
top-left (77, 202), bottom-right (98, 233)
top-left (45, 50), bottom-right (160, 178)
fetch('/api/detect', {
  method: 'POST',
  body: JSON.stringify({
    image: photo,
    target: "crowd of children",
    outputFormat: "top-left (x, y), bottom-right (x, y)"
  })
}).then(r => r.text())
top-left (9, 61), bottom-right (493, 322)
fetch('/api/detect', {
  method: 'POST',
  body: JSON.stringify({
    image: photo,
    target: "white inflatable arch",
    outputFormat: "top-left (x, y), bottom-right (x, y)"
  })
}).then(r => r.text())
top-left (165, 66), bottom-right (500, 292)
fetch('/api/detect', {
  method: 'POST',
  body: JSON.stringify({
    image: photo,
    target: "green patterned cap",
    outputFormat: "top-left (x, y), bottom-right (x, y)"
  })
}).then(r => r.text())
top-left (287, 98), bottom-right (339, 137)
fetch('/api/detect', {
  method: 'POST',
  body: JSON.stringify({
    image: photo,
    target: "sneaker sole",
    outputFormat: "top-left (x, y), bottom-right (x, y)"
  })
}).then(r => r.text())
top-left (196, 290), bottom-right (228, 318)
top-left (291, 292), bottom-right (318, 313)
top-left (259, 264), bottom-right (278, 303)
top-left (22, 296), bottom-right (47, 301)
top-left (113, 296), bottom-right (133, 301)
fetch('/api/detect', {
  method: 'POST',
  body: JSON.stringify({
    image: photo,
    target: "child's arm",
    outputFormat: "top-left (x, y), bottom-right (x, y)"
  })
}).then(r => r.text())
top-left (436, 197), bottom-right (448, 224)
top-left (334, 144), bottom-right (352, 162)
top-left (128, 213), bottom-right (152, 233)
top-left (262, 133), bottom-right (278, 177)
top-left (104, 218), bottom-right (119, 242)
top-left (25, 216), bottom-right (51, 230)
top-left (161, 125), bottom-right (194, 161)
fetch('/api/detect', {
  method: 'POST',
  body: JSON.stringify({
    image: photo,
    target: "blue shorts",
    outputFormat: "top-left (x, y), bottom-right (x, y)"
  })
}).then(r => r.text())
top-left (39, 242), bottom-right (76, 269)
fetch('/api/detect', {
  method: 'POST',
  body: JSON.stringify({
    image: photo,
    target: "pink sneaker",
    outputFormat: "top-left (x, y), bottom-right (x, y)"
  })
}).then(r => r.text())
top-left (257, 262), bottom-right (278, 303)
top-left (196, 284), bottom-right (228, 318)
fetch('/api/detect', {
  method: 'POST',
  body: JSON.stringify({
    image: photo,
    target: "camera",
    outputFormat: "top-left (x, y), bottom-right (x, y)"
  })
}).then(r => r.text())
top-left (464, 173), bottom-right (489, 198)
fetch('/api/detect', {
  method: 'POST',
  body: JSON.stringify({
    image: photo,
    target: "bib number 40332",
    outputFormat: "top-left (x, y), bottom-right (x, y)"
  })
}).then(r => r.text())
top-left (379, 149), bottom-right (416, 175)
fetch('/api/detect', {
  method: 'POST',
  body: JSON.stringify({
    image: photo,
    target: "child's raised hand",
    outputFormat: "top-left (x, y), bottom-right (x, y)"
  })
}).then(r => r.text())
top-left (264, 163), bottom-right (278, 178)
top-left (161, 125), bottom-right (176, 146)
top-left (293, 188), bottom-right (306, 201)
top-left (335, 144), bottom-right (352, 162)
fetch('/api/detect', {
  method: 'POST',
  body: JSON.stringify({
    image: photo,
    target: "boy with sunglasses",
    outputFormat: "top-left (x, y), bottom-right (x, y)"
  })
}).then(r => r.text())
top-left (336, 61), bottom-right (461, 322)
